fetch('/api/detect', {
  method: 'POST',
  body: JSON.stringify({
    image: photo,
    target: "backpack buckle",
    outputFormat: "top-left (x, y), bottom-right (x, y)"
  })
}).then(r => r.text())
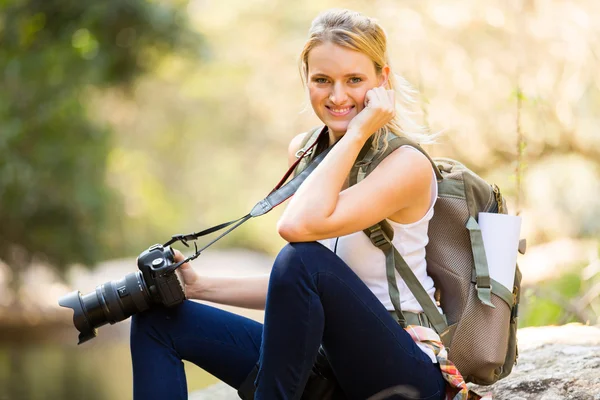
top-left (475, 276), bottom-right (491, 290)
top-left (366, 225), bottom-right (391, 250)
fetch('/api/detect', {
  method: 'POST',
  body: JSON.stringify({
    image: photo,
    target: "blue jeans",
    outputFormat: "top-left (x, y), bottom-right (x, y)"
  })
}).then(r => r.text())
top-left (130, 242), bottom-right (446, 400)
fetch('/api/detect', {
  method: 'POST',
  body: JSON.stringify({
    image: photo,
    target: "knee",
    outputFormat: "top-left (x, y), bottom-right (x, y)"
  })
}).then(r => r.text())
top-left (270, 242), bottom-right (325, 287)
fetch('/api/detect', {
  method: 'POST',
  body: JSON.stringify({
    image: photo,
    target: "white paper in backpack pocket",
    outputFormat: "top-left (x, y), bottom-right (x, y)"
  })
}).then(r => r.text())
top-left (478, 212), bottom-right (522, 292)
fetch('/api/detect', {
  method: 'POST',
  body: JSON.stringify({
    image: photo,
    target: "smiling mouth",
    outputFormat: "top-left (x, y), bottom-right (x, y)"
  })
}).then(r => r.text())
top-left (326, 106), bottom-right (354, 116)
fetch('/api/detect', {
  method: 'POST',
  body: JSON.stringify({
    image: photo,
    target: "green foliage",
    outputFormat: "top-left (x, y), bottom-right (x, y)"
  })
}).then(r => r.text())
top-left (0, 0), bottom-right (201, 283)
top-left (1, 0), bottom-right (200, 87)
top-left (520, 267), bottom-right (588, 327)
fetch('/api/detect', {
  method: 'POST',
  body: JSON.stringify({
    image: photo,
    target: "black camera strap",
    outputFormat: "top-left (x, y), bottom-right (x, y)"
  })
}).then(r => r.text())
top-left (162, 127), bottom-right (332, 272)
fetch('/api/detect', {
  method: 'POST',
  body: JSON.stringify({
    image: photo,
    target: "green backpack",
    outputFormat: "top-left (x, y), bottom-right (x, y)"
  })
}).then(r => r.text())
top-left (295, 126), bottom-right (523, 386)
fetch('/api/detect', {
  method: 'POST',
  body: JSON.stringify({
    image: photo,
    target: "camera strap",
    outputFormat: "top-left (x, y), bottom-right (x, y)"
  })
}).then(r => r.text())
top-left (162, 127), bottom-right (332, 271)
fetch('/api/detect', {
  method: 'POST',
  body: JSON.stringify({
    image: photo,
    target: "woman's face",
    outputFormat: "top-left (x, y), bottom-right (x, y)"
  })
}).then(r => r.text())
top-left (307, 41), bottom-right (388, 140)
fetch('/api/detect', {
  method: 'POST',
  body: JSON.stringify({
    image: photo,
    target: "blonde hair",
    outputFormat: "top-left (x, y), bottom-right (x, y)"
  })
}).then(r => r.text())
top-left (299, 9), bottom-right (434, 152)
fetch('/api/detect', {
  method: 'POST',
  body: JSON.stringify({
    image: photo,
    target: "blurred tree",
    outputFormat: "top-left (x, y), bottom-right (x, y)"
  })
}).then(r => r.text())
top-left (0, 0), bottom-right (201, 302)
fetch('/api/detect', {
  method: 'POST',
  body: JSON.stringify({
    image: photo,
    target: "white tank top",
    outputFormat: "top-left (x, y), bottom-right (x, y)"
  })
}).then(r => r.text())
top-left (318, 146), bottom-right (439, 362)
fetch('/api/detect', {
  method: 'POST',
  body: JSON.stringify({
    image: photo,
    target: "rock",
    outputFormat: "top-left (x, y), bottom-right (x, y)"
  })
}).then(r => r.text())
top-left (190, 324), bottom-right (600, 400)
top-left (470, 324), bottom-right (600, 400)
top-left (190, 383), bottom-right (238, 400)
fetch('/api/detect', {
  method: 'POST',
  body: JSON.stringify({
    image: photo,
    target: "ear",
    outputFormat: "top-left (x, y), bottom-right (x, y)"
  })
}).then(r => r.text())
top-left (378, 65), bottom-right (391, 88)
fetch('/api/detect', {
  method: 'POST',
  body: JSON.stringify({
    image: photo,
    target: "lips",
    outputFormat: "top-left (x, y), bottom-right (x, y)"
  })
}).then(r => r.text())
top-left (326, 105), bottom-right (354, 117)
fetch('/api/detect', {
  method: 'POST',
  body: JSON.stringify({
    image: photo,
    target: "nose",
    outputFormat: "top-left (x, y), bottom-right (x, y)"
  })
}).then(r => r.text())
top-left (329, 82), bottom-right (348, 105)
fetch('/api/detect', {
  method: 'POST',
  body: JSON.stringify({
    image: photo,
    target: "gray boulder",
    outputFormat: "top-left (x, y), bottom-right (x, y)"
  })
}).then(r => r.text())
top-left (191, 324), bottom-right (600, 400)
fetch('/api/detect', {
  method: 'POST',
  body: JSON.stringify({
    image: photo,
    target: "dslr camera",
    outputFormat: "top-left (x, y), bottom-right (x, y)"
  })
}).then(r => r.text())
top-left (59, 244), bottom-right (186, 344)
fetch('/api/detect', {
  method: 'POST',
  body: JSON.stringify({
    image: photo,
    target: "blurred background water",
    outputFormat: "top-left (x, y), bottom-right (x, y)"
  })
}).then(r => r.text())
top-left (1, 0), bottom-right (599, 398)
top-left (0, 336), bottom-right (141, 400)
top-left (0, 327), bottom-right (220, 400)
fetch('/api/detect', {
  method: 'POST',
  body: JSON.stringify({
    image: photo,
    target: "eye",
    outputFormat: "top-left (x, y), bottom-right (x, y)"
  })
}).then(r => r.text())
top-left (349, 77), bottom-right (362, 84)
top-left (313, 77), bottom-right (329, 84)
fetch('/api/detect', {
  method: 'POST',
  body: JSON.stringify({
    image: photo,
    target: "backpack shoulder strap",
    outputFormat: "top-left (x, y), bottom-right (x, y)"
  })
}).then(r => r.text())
top-left (350, 133), bottom-right (448, 335)
top-left (364, 223), bottom-right (449, 335)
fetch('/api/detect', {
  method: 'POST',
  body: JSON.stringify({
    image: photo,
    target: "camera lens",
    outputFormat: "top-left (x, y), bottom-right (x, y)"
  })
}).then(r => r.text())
top-left (59, 271), bottom-right (152, 344)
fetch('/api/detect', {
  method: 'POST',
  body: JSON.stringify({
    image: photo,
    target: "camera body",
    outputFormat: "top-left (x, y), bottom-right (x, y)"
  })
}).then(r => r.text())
top-left (59, 244), bottom-right (187, 344)
top-left (137, 244), bottom-right (186, 307)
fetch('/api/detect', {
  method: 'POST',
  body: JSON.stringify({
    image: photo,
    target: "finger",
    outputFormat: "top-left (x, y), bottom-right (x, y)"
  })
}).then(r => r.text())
top-left (375, 87), bottom-right (389, 104)
top-left (179, 261), bottom-right (192, 270)
top-left (365, 89), bottom-right (377, 107)
top-left (173, 249), bottom-right (186, 262)
top-left (371, 87), bottom-right (391, 110)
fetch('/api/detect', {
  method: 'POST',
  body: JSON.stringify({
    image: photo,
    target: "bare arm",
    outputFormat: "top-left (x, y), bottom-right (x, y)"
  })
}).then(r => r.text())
top-left (277, 138), bottom-right (431, 241)
top-left (186, 274), bottom-right (270, 310)
top-left (173, 249), bottom-right (270, 310)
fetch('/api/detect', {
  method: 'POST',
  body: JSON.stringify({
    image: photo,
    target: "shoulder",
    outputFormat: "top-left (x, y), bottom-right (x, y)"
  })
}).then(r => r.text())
top-left (379, 145), bottom-right (432, 178)
top-left (370, 144), bottom-right (433, 198)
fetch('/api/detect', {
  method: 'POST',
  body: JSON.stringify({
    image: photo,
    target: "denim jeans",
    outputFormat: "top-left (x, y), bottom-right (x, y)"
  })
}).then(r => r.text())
top-left (130, 242), bottom-right (446, 400)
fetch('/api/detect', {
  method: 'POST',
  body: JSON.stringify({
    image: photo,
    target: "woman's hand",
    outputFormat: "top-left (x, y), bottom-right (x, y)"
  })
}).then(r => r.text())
top-left (346, 86), bottom-right (395, 141)
top-left (172, 248), bottom-right (199, 288)
top-left (170, 248), bottom-right (269, 308)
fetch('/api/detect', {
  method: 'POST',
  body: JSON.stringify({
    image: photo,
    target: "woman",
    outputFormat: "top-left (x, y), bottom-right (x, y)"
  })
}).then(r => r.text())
top-left (130, 9), bottom-right (461, 400)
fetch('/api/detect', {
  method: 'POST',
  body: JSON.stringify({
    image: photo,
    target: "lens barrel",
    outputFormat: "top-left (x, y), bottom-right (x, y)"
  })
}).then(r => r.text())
top-left (59, 271), bottom-right (152, 344)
